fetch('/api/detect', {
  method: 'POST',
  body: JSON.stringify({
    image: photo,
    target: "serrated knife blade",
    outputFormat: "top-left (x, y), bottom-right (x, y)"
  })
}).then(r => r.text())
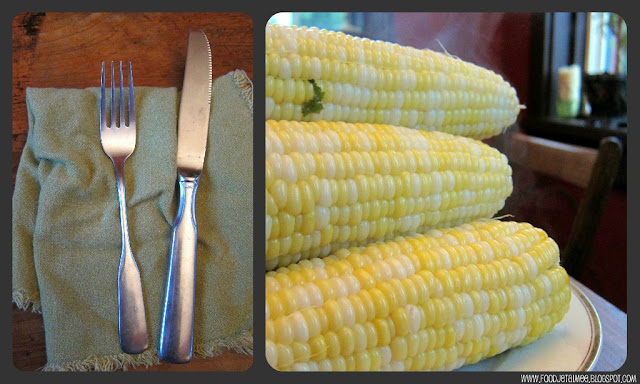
top-left (159, 29), bottom-right (212, 364)
top-left (176, 30), bottom-right (212, 175)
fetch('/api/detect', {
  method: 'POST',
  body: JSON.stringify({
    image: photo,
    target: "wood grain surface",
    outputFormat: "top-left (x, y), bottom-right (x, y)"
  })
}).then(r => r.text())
top-left (12, 12), bottom-right (254, 372)
top-left (12, 12), bottom-right (254, 186)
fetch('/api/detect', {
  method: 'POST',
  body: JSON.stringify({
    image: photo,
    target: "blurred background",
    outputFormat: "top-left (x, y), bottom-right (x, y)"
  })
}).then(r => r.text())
top-left (268, 12), bottom-right (628, 312)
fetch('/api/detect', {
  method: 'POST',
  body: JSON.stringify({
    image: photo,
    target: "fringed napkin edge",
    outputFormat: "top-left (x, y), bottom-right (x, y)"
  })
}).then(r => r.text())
top-left (13, 287), bottom-right (42, 314)
top-left (230, 69), bottom-right (253, 114)
top-left (40, 330), bottom-right (253, 372)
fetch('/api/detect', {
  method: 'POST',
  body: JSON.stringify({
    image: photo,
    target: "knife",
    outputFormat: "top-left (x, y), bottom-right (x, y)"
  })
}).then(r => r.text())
top-left (159, 29), bottom-right (212, 364)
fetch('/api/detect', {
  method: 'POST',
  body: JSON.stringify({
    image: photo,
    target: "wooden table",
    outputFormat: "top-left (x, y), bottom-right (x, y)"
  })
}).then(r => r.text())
top-left (12, 12), bottom-right (253, 185)
top-left (12, 12), bottom-right (253, 372)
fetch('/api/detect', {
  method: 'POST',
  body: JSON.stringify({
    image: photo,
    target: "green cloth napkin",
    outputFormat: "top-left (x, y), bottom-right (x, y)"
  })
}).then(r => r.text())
top-left (12, 70), bottom-right (254, 371)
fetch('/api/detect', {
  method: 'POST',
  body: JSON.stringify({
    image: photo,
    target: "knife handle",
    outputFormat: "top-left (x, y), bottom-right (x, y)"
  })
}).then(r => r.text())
top-left (159, 174), bottom-right (199, 363)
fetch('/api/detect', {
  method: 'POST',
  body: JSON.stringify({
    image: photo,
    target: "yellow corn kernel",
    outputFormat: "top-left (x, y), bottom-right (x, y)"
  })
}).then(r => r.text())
top-left (266, 24), bottom-right (521, 139)
top-left (266, 219), bottom-right (571, 371)
top-left (266, 120), bottom-right (513, 270)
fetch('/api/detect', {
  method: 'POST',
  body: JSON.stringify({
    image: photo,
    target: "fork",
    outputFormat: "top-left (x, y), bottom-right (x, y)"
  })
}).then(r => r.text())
top-left (100, 61), bottom-right (149, 354)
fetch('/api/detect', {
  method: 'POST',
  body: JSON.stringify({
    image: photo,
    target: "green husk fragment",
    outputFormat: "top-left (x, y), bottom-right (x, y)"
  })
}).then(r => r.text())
top-left (302, 79), bottom-right (325, 116)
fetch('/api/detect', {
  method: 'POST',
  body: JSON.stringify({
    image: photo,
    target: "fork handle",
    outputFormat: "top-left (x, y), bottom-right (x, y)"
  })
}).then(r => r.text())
top-left (118, 242), bottom-right (149, 354)
top-left (115, 168), bottom-right (149, 354)
top-left (159, 174), bottom-right (199, 363)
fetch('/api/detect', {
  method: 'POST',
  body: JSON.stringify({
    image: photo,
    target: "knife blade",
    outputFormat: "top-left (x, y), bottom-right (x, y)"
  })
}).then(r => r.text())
top-left (159, 29), bottom-right (212, 364)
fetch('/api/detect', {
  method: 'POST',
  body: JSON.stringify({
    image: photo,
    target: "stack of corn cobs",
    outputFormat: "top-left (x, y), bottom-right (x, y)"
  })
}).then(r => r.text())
top-left (265, 24), bottom-right (571, 371)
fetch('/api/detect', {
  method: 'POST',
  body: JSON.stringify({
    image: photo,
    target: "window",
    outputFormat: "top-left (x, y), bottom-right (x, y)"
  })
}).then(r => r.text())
top-left (268, 12), bottom-right (349, 31)
top-left (523, 12), bottom-right (626, 186)
top-left (585, 13), bottom-right (627, 75)
top-left (267, 12), bottom-right (396, 42)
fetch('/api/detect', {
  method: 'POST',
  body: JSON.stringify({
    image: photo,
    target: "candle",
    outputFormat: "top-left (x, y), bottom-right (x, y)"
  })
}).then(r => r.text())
top-left (557, 64), bottom-right (582, 118)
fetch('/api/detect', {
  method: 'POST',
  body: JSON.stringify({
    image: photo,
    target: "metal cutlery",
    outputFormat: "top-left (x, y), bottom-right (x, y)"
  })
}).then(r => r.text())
top-left (159, 30), bottom-right (213, 363)
top-left (99, 61), bottom-right (149, 354)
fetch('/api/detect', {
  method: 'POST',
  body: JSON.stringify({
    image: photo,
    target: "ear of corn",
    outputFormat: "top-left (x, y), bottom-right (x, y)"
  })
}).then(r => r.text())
top-left (266, 120), bottom-right (513, 271)
top-left (265, 219), bottom-right (571, 371)
top-left (266, 24), bottom-right (521, 140)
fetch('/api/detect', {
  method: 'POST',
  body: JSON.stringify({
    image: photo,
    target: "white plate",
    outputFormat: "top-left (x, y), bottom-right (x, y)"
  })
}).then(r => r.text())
top-left (456, 282), bottom-right (602, 371)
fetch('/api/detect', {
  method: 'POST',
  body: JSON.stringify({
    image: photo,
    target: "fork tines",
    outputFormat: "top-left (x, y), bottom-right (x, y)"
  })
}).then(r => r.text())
top-left (100, 61), bottom-right (135, 129)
